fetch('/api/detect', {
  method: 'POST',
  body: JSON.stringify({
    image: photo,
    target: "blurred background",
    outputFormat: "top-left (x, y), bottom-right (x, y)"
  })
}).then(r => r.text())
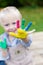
top-left (0, 0), bottom-right (43, 34)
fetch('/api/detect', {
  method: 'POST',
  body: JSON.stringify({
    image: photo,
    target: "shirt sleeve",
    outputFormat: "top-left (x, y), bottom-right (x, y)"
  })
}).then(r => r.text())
top-left (20, 34), bottom-right (32, 47)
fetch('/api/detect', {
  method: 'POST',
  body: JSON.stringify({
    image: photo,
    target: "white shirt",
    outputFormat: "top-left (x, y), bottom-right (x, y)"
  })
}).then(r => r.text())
top-left (0, 33), bottom-right (32, 61)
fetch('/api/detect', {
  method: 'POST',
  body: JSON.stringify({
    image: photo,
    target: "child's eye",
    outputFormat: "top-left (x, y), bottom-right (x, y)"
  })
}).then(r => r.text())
top-left (4, 24), bottom-right (9, 26)
top-left (12, 22), bottom-right (16, 25)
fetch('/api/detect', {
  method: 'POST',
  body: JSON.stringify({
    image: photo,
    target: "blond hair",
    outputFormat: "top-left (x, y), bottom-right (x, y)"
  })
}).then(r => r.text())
top-left (0, 6), bottom-right (22, 24)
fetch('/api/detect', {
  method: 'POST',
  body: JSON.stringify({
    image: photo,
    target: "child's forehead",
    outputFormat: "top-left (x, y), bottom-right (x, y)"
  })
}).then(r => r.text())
top-left (1, 14), bottom-right (21, 25)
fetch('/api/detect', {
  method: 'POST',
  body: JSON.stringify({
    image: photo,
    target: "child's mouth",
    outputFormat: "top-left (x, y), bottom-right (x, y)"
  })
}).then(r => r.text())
top-left (7, 29), bottom-right (17, 33)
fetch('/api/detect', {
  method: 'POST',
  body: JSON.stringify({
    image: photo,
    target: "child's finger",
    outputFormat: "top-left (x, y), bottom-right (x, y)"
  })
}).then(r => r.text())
top-left (27, 29), bottom-right (36, 34)
top-left (21, 19), bottom-right (25, 29)
top-left (9, 32), bottom-right (18, 37)
top-left (16, 20), bottom-right (20, 28)
top-left (25, 22), bottom-right (32, 31)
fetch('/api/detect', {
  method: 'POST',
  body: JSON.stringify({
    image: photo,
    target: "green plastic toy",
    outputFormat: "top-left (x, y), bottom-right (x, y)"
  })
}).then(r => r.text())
top-left (0, 39), bottom-right (7, 49)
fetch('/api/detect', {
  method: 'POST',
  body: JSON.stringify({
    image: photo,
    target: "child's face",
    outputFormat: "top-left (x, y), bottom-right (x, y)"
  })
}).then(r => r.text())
top-left (1, 15), bottom-right (21, 33)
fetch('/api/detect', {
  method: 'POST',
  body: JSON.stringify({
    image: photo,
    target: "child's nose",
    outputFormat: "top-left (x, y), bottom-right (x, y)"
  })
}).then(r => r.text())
top-left (10, 25), bottom-right (16, 29)
top-left (9, 26), bottom-right (13, 31)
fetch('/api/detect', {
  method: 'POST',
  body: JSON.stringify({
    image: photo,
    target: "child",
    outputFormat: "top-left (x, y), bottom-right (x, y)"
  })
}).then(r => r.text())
top-left (0, 6), bottom-right (34, 65)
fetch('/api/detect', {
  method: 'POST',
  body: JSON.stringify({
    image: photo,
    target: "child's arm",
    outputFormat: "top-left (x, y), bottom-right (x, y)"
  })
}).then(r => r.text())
top-left (20, 34), bottom-right (32, 47)
top-left (22, 29), bottom-right (35, 43)
top-left (22, 38), bottom-right (30, 43)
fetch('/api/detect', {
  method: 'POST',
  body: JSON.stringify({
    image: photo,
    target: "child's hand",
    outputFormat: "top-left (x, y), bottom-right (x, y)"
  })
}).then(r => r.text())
top-left (9, 19), bottom-right (32, 39)
top-left (0, 39), bottom-right (7, 49)
top-left (2, 49), bottom-right (8, 58)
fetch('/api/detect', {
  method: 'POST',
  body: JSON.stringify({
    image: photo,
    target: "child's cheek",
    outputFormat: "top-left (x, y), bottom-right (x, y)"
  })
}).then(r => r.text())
top-left (4, 27), bottom-right (9, 32)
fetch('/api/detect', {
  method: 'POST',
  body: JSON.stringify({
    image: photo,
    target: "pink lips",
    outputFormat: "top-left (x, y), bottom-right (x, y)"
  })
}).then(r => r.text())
top-left (7, 29), bottom-right (17, 32)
